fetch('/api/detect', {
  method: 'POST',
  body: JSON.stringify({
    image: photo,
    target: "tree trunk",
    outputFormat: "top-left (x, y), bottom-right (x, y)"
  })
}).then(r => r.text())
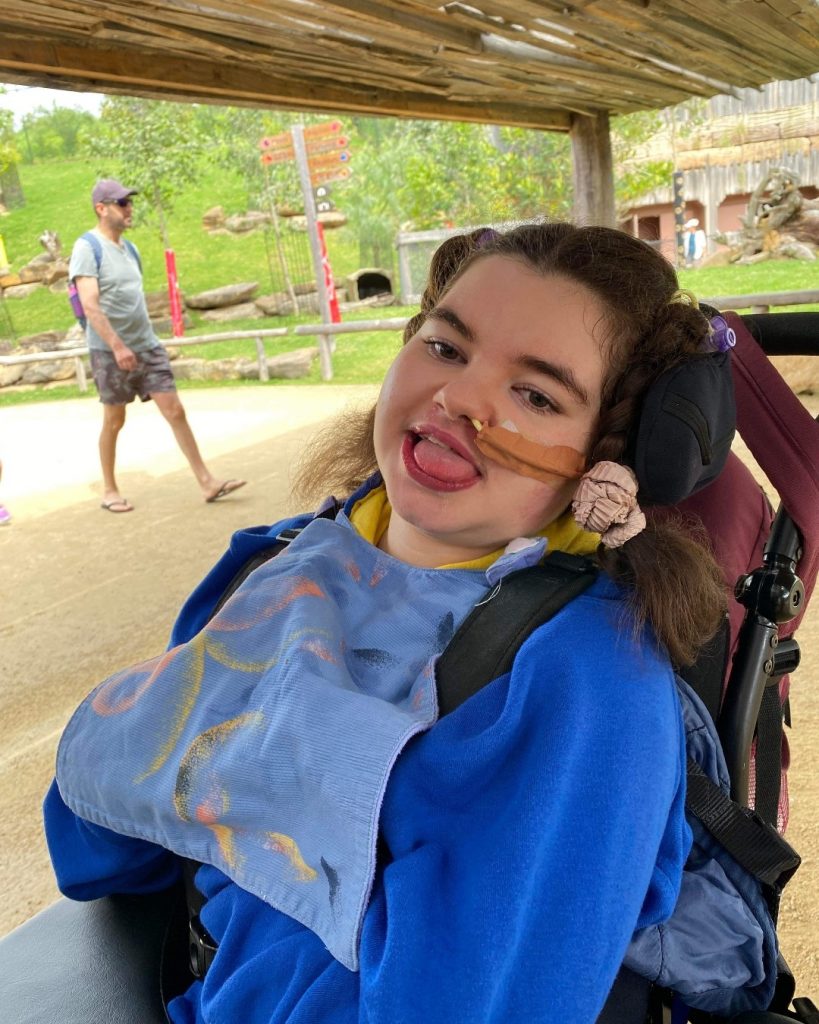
top-left (153, 182), bottom-right (171, 252)
top-left (570, 112), bottom-right (615, 227)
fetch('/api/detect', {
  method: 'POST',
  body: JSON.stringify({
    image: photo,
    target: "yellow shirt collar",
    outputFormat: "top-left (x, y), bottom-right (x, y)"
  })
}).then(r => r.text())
top-left (348, 484), bottom-right (598, 570)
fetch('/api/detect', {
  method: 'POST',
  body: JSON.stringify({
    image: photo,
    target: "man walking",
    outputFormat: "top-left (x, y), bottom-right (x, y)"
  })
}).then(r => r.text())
top-left (69, 179), bottom-right (246, 513)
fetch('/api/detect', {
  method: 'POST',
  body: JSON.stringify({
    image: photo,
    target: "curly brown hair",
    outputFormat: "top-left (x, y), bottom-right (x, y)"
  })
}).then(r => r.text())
top-left (294, 222), bottom-right (727, 666)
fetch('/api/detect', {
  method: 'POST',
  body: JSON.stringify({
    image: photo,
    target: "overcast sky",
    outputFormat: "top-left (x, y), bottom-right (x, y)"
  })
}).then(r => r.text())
top-left (0, 84), bottom-right (104, 126)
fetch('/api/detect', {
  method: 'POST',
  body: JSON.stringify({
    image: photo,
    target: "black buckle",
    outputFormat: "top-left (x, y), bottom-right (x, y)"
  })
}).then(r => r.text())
top-left (188, 914), bottom-right (218, 979)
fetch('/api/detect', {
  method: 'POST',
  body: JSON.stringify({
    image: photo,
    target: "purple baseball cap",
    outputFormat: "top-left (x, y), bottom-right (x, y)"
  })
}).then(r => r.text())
top-left (91, 179), bottom-right (139, 206)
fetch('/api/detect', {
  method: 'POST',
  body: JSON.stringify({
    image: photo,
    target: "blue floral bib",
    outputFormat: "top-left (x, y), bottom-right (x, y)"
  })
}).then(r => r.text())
top-left (57, 515), bottom-right (542, 969)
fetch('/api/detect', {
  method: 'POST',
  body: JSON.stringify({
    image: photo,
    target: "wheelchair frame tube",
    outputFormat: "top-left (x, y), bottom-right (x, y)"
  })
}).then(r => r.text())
top-left (718, 503), bottom-right (804, 807)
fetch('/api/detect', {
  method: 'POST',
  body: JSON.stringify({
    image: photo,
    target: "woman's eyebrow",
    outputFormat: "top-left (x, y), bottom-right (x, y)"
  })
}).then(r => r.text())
top-left (427, 305), bottom-right (474, 342)
top-left (515, 354), bottom-right (591, 406)
top-left (427, 305), bottom-right (590, 405)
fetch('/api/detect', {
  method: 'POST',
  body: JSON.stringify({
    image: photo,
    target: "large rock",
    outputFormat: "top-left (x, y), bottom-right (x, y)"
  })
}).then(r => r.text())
top-left (286, 212), bottom-right (348, 231)
top-left (224, 211), bottom-right (271, 234)
top-left (49, 278), bottom-right (69, 294)
top-left (170, 358), bottom-right (236, 382)
top-left (3, 282), bottom-right (41, 299)
top-left (256, 288), bottom-right (345, 317)
top-left (202, 205), bottom-right (226, 229)
top-left (20, 358), bottom-right (77, 384)
top-left (0, 363), bottom-right (24, 387)
top-left (144, 290), bottom-right (171, 318)
top-left (63, 324), bottom-right (86, 344)
top-left (18, 264), bottom-right (50, 284)
top-left (200, 302), bottom-right (263, 323)
top-left (42, 260), bottom-right (67, 284)
top-left (168, 348), bottom-right (317, 382)
top-left (254, 347), bottom-right (317, 379)
top-left (255, 291), bottom-right (294, 316)
top-left (18, 330), bottom-right (67, 351)
top-left (185, 282), bottom-right (259, 310)
top-left (150, 314), bottom-right (194, 336)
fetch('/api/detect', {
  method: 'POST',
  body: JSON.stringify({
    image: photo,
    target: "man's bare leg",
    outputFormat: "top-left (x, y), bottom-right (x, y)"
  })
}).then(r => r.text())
top-left (151, 390), bottom-right (245, 501)
top-left (99, 403), bottom-right (133, 511)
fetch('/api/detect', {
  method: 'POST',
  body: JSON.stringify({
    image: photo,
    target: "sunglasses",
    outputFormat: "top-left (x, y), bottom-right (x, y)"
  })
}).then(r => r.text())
top-left (103, 198), bottom-right (133, 208)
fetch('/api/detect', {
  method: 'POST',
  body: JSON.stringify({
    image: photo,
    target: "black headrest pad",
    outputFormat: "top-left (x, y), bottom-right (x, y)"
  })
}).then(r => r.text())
top-left (631, 352), bottom-right (736, 506)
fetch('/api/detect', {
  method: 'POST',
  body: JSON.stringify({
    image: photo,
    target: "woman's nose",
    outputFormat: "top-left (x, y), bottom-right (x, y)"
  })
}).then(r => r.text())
top-left (433, 375), bottom-right (493, 426)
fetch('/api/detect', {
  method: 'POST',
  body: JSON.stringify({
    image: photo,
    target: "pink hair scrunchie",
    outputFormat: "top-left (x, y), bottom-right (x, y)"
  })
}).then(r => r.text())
top-left (572, 462), bottom-right (646, 549)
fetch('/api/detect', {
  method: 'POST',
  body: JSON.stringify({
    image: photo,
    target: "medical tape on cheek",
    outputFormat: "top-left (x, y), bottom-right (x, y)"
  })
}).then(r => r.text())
top-left (473, 423), bottom-right (587, 483)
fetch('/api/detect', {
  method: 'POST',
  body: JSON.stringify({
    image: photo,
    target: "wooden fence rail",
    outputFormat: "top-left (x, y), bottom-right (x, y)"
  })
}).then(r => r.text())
top-left (1, 291), bottom-right (817, 390)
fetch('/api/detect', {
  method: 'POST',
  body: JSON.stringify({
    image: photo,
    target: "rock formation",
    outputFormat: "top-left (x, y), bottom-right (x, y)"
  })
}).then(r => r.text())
top-left (716, 168), bottom-right (819, 263)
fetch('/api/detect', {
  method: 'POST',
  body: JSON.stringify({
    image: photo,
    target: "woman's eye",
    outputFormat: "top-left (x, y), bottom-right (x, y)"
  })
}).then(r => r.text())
top-left (426, 339), bottom-right (462, 362)
top-left (517, 388), bottom-right (557, 414)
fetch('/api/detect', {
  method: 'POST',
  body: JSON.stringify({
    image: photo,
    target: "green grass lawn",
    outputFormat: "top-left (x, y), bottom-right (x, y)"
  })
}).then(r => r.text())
top-left (0, 157), bottom-right (368, 340)
top-left (680, 261), bottom-right (819, 310)
top-left (1, 157), bottom-right (816, 408)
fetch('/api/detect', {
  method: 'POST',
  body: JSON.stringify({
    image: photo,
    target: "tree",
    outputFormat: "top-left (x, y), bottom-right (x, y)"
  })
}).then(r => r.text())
top-left (0, 90), bottom-right (19, 176)
top-left (17, 105), bottom-right (96, 163)
top-left (611, 99), bottom-right (709, 217)
top-left (83, 96), bottom-right (207, 249)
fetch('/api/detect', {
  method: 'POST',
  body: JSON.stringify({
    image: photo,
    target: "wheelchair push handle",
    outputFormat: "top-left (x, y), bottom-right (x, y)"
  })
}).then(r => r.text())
top-left (740, 312), bottom-right (819, 356)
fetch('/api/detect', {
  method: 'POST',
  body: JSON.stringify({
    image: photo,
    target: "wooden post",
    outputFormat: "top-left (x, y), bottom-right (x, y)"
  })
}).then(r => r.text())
top-left (570, 112), bottom-right (615, 227)
top-left (74, 356), bottom-right (88, 392)
top-left (254, 336), bottom-right (269, 381)
top-left (397, 236), bottom-right (413, 304)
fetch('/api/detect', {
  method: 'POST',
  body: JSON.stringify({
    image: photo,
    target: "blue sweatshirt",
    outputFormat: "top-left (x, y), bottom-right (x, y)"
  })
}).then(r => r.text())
top-left (44, 507), bottom-right (690, 1024)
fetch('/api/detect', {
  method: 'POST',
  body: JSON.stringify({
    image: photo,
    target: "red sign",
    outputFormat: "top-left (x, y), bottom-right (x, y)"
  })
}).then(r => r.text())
top-left (259, 132), bottom-right (292, 152)
top-left (304, 119), bottom-right (343, 140)
top-left (306, 135), bottom-right (349, 156)
top-left (311, 166), bottom-right (352, 185)
top-left (259, 133), bottom-right (294, 166)
top-left (308, 150), bottom-right (350, 171)
top-left (262, 150), bottom-right (294, 165)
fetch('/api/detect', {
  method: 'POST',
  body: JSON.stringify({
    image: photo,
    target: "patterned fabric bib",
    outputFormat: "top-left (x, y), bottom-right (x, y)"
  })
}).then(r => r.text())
top-left (57, 514), bottom-right (532, 970)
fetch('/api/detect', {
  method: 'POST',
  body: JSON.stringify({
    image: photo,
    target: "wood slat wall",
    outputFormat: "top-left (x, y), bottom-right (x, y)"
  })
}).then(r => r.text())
top-left (0, 0), bottom-right (818, 128)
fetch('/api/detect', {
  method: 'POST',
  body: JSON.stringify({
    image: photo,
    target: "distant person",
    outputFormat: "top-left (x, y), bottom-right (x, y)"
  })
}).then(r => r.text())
top-left (68, 179), bottom-right (246, 513)
top-left (0, 458), bottom-right (10, 525)
top-left (683, 217), bottom-right (706, 266)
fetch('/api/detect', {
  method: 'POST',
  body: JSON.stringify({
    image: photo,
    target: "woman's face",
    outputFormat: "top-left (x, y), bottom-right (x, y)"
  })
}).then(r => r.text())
top-left (373, 255), bottom-right (608, 567)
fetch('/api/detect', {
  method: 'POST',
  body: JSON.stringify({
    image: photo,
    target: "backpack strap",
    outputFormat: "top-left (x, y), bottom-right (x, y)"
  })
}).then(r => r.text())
top-left (80, 231), bottom-right (103, 274)
top-left (79, 230), bottom-right (142, 276)
top-left (123, 238), bottom-right (143, 273)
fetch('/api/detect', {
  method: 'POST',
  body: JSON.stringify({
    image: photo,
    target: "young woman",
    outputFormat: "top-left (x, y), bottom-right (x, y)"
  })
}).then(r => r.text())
top-left (45, 223), bottom-right (749, 1023)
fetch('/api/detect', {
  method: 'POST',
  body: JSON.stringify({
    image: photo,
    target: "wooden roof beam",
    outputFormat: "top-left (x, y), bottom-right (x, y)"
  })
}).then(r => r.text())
top-left (0, 33), bottom-right (573, 130)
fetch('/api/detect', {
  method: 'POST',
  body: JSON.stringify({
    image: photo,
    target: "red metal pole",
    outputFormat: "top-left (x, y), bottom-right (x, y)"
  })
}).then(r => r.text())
top-left (316, 222), bottom-right (341, 323)
top-left (165, 249), bottom-right (185, 338)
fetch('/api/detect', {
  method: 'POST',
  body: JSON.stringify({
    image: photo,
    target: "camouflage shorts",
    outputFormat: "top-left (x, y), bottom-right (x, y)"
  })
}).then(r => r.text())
top-left (89, 346), bottom-right (176, 405)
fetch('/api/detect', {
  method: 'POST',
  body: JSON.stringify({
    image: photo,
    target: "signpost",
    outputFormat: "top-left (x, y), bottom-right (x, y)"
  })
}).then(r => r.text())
top-left (258, 119), bottom-right (351, 380)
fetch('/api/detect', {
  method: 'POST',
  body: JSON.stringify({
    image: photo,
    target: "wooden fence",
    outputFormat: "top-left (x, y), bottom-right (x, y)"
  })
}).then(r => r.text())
top-left (1, 293), bottom-right (817, 391)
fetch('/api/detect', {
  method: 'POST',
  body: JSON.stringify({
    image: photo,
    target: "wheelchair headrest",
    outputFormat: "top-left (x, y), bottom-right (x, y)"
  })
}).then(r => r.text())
top-left (630, 345), bottom-right (736, 507)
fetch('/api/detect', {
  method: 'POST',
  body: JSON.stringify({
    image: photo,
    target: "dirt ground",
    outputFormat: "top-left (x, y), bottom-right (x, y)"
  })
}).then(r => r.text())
top-left (1, 385), bottom-right (817, 1001)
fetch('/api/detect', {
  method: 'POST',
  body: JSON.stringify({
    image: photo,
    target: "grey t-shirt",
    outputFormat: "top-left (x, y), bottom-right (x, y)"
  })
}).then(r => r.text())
top-left (68, 230), bottom-right (159, 354)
